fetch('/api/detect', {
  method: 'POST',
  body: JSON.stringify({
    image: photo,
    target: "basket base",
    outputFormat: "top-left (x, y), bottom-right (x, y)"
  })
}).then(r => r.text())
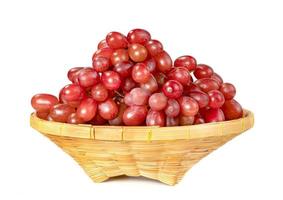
top-left (45, 133), bottom-right (240, 186)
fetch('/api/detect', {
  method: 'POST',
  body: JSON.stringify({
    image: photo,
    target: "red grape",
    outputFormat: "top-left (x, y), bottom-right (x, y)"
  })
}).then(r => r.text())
top-left (91, 83), bottom-right (108, 102)
top-left (204, 108), bottom-right (225, 123)
top-left (167, 67), bottom-right (191, 86)
top-left (89, 113), bottom-right (107, 125)
top-left (127, 29), bottom-right (151, 45)
top-left (162, 80), bottom-right (183, 99)
top-left (174, 55), bottom-right (197, 72)
top-left (143, 58), bottom-right (156, 72)
top-left (140, 74), bottom-right (158, 94)
top-left (123, 105), bottom-right (147, 126)
top-left (78, 68), bottom-right (100, 88)
top-left (111, 49), bottom-right (129, 66)
top-left (92, 57), bottom-right (110, 72)
top-left (67, 112), bottom-right (85, 124)
top-left (67, 67), bottom-right (84, 83)
top-left (166, 116), bottom-right (179, 126)
top-left (108, 103), bottom-right (127, 125)
top-left (207, 90), bottom-right (225, 109)
top-left (97, 39), bottom-right (109, 49)
top-left (154, 51), bottom-right (172, 73)
top-left (194, 115), bottom-right (205, 124)
top-left (148, 92), bottom-right (168, 111)
top-left (194, 64), bottom-right (214, 79)
top-left (195, 78), bottom-right (219, 93)
top-left (124, 93), bottom-right (134, 106)
top-left (164, 99), bottom-right (180, 117)
top-left (179, 115), bottom-right (195, 125)
top-left (145, 40), bottom-right (163, 56)
top-left (220, 83), bottom-right (236, 100)
top-left (59, 84), bottom-right (85, 107)
top-left (113, 61), bottom-right (133, 78)
top-left (101, 71), bottom-right (121, 90)
top-left (146, 110), bottom-right (165, 126)
top-left (106, 32), bottom-right (128, 49)
top-left (36, 111), bottom-right (49, 120)
top-left (49, 104), bottom-right (75, 123)
top-left (31, 94), bottom-right (59, 113)
top-left (98, 98), bottom-right (118, 120)
top-left (221, 99), bottom-right (243, 120)
top-left (183, 83), bottom-right (202, 96)
top-left (128, 43), bottom-right (148, 62)
top-left (92, 48), bottom-right (113, 60)
top-left (211, 73), bottom-right (223, 86)
top-left (178, 96), bottom-right (199, 116)
top-left (121, 77), bottom-right (136, 92)
top-left (189, 90), bottom-right (209, 108)
top-left (131, 63), bottom-right (151, 83)
top-left (76, 98), bottom-right (97, 122)
top-left (129, 87), bottom-right (149, 106)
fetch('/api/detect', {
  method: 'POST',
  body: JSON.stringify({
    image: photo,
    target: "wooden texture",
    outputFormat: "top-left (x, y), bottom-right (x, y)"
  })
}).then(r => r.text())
top-left (30, 110), bottom-right (254, 185)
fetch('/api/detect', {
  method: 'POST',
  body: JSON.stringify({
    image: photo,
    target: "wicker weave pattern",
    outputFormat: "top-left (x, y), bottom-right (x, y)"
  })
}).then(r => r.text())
top-left (30, 110), bottom-right (254, 185)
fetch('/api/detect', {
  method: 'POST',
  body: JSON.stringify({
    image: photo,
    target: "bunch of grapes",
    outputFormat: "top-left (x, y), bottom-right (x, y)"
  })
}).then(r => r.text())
top-left (31, 29), bottom-right (243, 126)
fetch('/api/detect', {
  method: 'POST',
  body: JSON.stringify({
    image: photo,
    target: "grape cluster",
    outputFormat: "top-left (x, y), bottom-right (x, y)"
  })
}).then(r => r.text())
top-left (31, 29), bottom-right (243, 126)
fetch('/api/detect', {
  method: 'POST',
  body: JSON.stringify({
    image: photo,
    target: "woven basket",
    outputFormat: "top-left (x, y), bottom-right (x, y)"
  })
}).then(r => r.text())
top-left (30, 110), bottom-right (254, 185)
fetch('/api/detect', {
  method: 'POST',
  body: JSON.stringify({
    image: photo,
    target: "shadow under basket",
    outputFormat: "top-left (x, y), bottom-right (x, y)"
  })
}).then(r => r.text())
top-left (30, 110), bottom-right (254, 186)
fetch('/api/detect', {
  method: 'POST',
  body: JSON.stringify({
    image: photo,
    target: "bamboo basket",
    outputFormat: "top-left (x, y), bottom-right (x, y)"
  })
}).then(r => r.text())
top-left (30, 110), bottom-right (254, 185)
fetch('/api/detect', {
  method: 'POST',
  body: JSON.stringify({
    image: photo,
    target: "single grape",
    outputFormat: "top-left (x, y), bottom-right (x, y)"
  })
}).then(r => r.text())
top-left (106, 32), bottom-right (128, 49)
top-left (92, 48), bottom-right (113, 61)
top-left (194, 115), bottom-right (205, 124)
top-left (97, 39), bottom-right (109, 49)
top-left (111, 49), bottom-right (129, 66)
top-left (166, 116), bottom-right (179, 126)
top-left (221, 99), bottom-right (243, 120)
top-left (49, 104), bottom-right (75, 123)
top-left (113, 61), bottom-right (133, 78)
top-left (207, 90), bottom-right (225, 109)
top-left (178, 96), bottom-right (199, 116)
top-left (59, 84), bottom-right (85, 107)
top-left (194, 64), bottom-right (214, 79)
top-left (204, 108), bottom-right (225, 123)
top-left (92, 57), bottom-right (110, 72)
top-left (145, 39), bottom-right (163, 56)
top-left (211, 73), bottom-right (223, 86)
top-left (128, 43), bottom-right (148, 62)
top-left (78, 68), bottom-right (100, 88)
top-left (140, 74), bottom-right (158, 94)
top-left (189, 90), bottom-right (209, 108)
top-left (101, 71), bottom-right (121, 90)
top-left (67, 67), bottom-right (84, 83)
top-left (123, 105), bottom-right (148, 125)
top-left (127, 29), bottom-right (151, 44)
top-left (91, 83), bottom-right (108, 102)
top-left (129, 87), bottom-right (149, 106)
top-left (164, 99), bottom-right (180, 117)
top-left (154, 51), bottom-right (172, 73)
top-left (179, 115), bottom-right (195, 125)
top-left (154, 72), bottom-right (167, 86)
top-left (220, 83), bottom-right (236, 100)
top-left (67, 113), bottom-right (85, 124)
top-left (174, 55), bottom-right (197, 72)
top-left (76, 98), bottom-right (97, 122)
top-left (167, 67), bottom-right (191, 86)
top-left (148, 92), bottom-right (168, 111)
top-left (162, 80), bottom-right (183, 99)
top-left (131, 63), bottom-right (151, 83)
top-left (31, 94), bottom-right (59, 113)
top-left (195, 78), bottom-right (219, 93)
top-left (98, 98), bottom-right (119, 120)
top-left (143, 58), bottom-right (156, 72)
top-left (36, 111), bottom-right (49, 120)
top-left (146, 110), bottom-right (165, 126)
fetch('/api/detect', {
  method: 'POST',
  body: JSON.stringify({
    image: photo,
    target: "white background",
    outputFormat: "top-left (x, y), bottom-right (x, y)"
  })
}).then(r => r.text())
top-left (0, 0), bottom-right (282, 199)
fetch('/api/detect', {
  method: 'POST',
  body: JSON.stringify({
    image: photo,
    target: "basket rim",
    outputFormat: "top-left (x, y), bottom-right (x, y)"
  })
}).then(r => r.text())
top-left (30, 110), bottom-right (254, 141)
